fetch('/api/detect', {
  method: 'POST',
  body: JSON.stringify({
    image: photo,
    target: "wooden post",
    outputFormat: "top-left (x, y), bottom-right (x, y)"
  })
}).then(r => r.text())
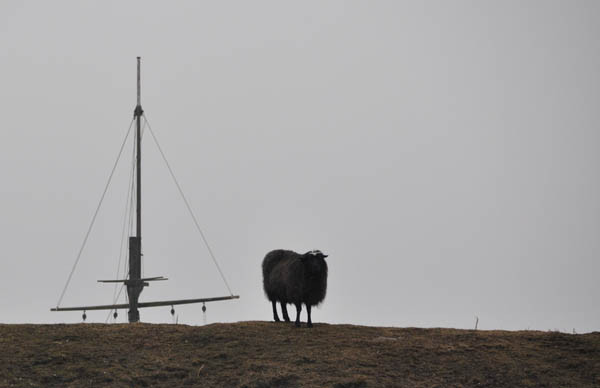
top-left (127, 237), bottom-right (142, 322)
top-left (128, 56), bottom-right (145, 323)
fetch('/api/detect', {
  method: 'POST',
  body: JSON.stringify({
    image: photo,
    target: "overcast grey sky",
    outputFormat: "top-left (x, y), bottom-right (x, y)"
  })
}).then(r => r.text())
top-left (1, 1), bottom-right (599, 332)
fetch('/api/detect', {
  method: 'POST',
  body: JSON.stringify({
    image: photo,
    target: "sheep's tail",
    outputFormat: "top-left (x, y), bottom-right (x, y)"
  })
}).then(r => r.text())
top-left (262, 250), bottom-right (284, 299)
top-left (262, 250), bottom-right (284, 278)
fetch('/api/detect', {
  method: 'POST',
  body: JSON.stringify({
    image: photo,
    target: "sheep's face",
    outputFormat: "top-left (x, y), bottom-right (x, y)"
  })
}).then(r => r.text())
top-left (306, 250), bottom-right (328, 259)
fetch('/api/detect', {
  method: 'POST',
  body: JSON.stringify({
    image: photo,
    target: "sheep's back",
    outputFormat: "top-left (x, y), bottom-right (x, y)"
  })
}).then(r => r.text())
top-left (262, 250), bottom-right (301, 301)
top-left (267, 256), bottom-right (305, 303)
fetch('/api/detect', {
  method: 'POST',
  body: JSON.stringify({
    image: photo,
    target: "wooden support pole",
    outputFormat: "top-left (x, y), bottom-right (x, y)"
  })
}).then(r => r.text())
top-left (128, 56), bottom-right (145, 323)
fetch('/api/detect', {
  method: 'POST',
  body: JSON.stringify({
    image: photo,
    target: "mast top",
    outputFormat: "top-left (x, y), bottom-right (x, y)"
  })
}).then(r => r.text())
top-left (135, 56), bottom-right (143, 117)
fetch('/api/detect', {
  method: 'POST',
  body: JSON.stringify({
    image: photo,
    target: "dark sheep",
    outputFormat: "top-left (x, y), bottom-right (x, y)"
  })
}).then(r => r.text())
top-left (262, 249), bottom-right (328, 327)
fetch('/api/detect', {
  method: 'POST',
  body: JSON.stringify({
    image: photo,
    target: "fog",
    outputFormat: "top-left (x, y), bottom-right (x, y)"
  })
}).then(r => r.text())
top-left (1, 1), bottom-right (598, 332)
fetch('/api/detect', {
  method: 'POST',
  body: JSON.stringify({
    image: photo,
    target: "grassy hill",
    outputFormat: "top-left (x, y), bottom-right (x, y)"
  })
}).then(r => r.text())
top-left (1, 321), bottom-right (599, 387)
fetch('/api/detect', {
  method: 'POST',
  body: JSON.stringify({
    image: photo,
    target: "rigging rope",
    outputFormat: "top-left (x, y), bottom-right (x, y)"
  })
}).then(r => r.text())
top-left (105, 283), bottom-right (125, 323)
top-left (55, 118), bottom-right (135, 308)
top-left (143, 114), bottom-right (234, 296)
top-left (107, 119), bottom-right (146, 322)
top-left (140, 119), bottom-right (147, 278)
top-left (111, 133), bottom-right (137, 304)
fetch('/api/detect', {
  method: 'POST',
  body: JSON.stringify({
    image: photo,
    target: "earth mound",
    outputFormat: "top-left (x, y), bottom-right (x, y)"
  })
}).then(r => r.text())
top-left (1, 321), bottom-right (598, 387)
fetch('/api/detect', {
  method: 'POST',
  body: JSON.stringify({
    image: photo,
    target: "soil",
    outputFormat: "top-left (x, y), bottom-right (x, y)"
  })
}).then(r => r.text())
top-left (1, 321), bottom-right (599, 387)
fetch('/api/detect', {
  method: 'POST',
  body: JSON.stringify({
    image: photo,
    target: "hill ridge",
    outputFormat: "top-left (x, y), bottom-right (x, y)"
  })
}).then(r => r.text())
top-left (1, 321), bottom-right (599, 387)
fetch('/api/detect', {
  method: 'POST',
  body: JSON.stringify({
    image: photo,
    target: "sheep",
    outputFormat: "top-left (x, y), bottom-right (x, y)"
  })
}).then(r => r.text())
top-left (262, 249), bottom-right (328, 328)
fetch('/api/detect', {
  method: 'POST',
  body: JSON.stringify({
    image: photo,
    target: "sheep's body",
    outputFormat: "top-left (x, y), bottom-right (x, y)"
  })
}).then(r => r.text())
top-left (262, 249), bottom-right (328, 327)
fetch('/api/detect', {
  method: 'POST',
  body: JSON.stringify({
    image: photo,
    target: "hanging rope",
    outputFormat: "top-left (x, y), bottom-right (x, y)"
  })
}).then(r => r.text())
top-left (55, 118), bottom-right (135, 308)
top-left (107, 119), bottom-right (147, 322)
top-left (105, 283), bottom-right (126, 323)
top-left (140, 118), bottom-right (147, 278)
top-left (142, 114), bottom-right (234, 296)
top-left (111, 132), bottom-right (137, 304)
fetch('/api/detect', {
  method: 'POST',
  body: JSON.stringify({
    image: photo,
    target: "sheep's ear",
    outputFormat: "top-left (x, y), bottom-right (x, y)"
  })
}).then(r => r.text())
top-left (304, 250), bottom-right (328, 259)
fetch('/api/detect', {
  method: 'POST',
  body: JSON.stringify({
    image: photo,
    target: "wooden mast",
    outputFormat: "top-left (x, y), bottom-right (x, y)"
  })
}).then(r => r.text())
top-left (50, 58), bottom-right (239, 322)
top-left (136, 56), bottom-right (142, 240)
top-left (128, 56), bottom-right (145, 323)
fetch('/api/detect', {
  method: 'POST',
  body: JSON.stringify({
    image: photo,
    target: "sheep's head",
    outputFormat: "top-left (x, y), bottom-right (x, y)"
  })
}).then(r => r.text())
top-left (305, 250), bottom-right (328, 259)
top-left (302, 250), bottom-right (329, 279)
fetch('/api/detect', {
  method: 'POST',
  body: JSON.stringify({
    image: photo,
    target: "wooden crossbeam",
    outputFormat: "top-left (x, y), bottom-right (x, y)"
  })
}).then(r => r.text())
top-left (97, 276), bottom-right (168, 283)
top-left (51, 295), bottom-right (239, 312)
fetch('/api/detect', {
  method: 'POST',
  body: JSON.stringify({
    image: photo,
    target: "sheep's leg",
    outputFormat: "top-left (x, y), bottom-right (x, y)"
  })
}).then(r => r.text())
top-left (306, 305), bottom-right (313, 328)
top-left (272, 301), bottom-right (280, 322)
top-left (294, 303), bottom-right (302, 327)
top-left (281, 303), bottom-right (291, 322)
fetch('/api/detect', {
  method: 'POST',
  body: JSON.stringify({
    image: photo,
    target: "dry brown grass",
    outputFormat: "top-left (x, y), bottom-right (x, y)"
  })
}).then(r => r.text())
top-left (1, 321), bottom-right (599, 387)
